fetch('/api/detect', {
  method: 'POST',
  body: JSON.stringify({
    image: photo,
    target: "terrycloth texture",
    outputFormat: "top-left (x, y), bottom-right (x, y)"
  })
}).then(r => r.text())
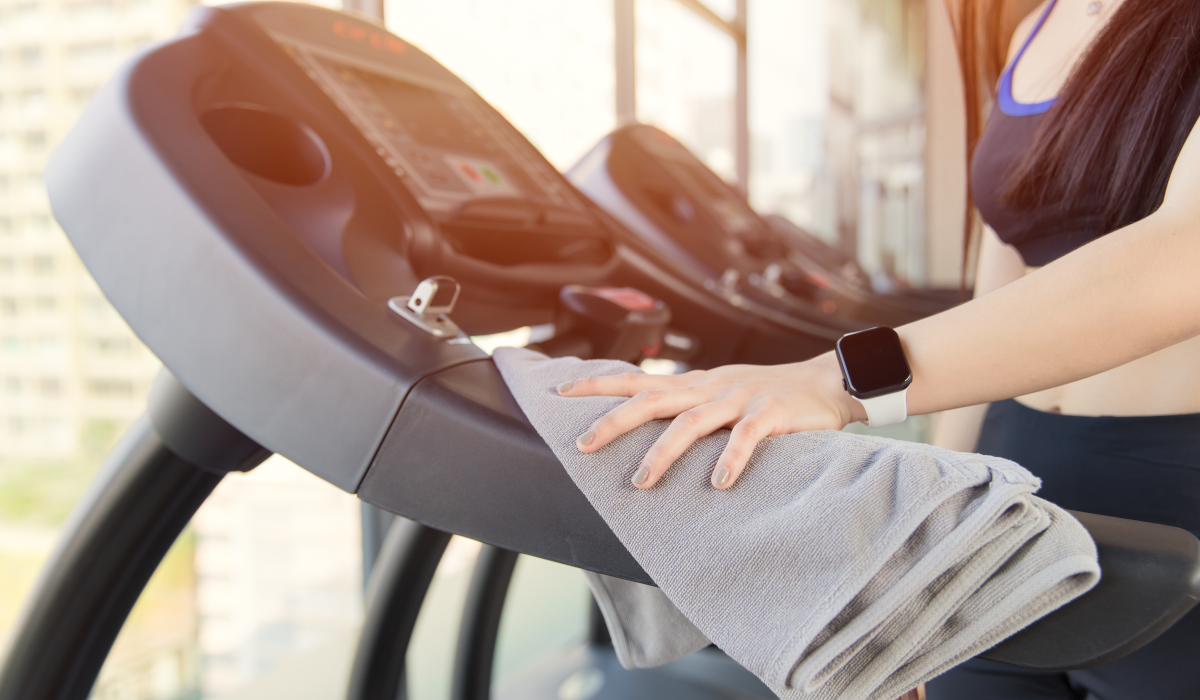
top-left (493, 348), bottom-right (1101, 700)
top-left (584, 570), bottom-right (710, 667)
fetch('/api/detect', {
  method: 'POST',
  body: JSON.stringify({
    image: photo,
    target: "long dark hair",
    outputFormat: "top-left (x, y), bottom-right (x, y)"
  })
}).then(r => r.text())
top-left (949, 0), bottom-right (1200, 274)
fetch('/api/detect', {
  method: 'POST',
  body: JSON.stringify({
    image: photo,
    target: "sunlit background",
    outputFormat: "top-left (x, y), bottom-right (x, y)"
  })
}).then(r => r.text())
top-left (0, 0), bottom-right (964, 697)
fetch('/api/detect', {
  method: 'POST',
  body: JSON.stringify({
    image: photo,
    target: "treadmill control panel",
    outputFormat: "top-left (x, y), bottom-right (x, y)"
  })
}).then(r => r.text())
top-left (630, 127), bottom-right (755, 237)
top-left (273, 34), bottom-right (586, 216)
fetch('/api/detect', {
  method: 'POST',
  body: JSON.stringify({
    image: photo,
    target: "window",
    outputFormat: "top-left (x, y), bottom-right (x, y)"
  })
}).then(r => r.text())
top-left (87, 337), bottom-right (134, 356)
top-left (81, 295), bottom-right (115, 317)
top-left (14, 3), bottom-right (42, 30)
top-left (22, 90), bottom-right (47, 118)
top-left (0, 257), bottom-right (14, 275)
top-left (69, 42), bottom-right (117, 70)
top-left (32, 255), bottom-right (54, 275)
top-left (4, 376), bottom-right (21, 396)
top-left (385, 0), bottom-right (616, 169)
top-left (24, 131), bottom-right (46, 153)
top-left (38, 377), bottom-right (62, 397)
top-left (28, 215), bottom-right (51, 236)
top-left (38, 336), bottom-right (66, 359)
top-left (71, 86), bottom-right (98, 109)
top-left (68, 0), bottom-right (116, 25)
top-left (35, 295), bottom-right (57, 313)
top-left (1, 297), bottom-right (17, 315)
top-left (636, 0), bottom-right (737, 181)
top-left (86, 378), bottom-right (134, 398)
top-left (20, 47), bottom-right (42, 71)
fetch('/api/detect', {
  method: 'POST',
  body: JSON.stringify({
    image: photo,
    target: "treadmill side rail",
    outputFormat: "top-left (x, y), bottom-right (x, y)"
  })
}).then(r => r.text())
top-left (358, 358), bottom-right (651, 584)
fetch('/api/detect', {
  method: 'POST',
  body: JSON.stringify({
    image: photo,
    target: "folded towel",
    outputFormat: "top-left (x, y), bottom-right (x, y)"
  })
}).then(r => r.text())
top-left (493, 348), bottom-right (1100, 700)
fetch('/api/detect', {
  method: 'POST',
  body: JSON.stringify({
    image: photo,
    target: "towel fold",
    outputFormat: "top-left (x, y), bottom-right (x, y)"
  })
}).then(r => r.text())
top-left (493, 348), bottom-right (1099, 700)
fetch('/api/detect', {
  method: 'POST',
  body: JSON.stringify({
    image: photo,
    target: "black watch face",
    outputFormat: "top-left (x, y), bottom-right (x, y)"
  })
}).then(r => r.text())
top-left (837, 327), bottom-right (912, 397)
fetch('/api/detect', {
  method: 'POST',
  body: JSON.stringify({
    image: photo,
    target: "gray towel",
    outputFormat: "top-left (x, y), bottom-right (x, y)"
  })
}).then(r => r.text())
top-left (492, 348), bottom-right (1099, 700)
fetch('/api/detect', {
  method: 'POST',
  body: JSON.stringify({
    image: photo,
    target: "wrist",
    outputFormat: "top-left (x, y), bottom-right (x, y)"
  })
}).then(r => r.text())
top-left (805, 352), bottom-right (868, 427)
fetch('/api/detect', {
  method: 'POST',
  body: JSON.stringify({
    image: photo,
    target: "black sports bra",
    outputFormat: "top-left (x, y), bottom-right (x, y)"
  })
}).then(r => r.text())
top-left (970, 0), bottom-right (1108, 266)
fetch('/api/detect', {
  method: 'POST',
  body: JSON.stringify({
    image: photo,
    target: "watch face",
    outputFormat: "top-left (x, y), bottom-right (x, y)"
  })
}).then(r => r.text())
top-left (837, 327), bottom-right (912, 397)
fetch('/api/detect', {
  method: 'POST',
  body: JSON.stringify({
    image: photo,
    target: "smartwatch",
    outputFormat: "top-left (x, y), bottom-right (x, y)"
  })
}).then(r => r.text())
top-left (835, 327), bottom-right (912, 428)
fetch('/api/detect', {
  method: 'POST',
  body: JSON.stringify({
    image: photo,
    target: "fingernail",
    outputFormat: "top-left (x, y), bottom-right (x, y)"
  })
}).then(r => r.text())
top-left (713, 467), bottom-right (730, 487)
top-left (576, 430), bottom-right (595, 448)
top-left (631, 466), bottom-right (650, 485)
top-left (557, 381), bottom-right (575, 394)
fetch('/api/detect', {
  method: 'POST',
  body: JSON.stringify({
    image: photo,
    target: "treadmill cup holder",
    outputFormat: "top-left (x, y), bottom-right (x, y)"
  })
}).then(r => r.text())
top-left (200, 104), bottom-right (330, 187)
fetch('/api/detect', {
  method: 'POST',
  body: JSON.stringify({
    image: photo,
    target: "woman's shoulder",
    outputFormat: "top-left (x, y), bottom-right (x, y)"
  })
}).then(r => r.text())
top-left (1007, 0), bottom-right (1052, 63)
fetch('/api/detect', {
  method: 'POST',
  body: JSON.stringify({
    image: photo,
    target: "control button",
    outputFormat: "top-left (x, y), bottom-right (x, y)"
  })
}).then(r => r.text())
top-left (478, 165), bottom-right (502, 185)
top-left (457, 161), bottom-right (482, 183)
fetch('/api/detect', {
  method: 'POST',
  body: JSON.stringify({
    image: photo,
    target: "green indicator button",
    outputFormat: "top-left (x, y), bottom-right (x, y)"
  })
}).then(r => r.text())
top-left (479, 166), bottom-right (501, 185)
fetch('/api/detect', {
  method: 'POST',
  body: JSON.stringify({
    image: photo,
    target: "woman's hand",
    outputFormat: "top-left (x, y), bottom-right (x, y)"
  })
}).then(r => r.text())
top-left (557, 353), bottom-right (863, 490)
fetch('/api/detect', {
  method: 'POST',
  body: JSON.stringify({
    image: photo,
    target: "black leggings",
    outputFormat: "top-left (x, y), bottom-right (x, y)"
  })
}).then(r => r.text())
top-left (925, 399), bottom-right (1200, 700)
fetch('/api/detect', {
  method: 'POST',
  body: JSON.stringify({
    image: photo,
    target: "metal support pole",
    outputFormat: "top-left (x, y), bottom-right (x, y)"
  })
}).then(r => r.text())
top-left (615, 0), bottom-right (637, 126)
top-left (450, 545), bottom-right (520, 700)
top-left (734, 0), bottom-right (749, 195)
top-left (0, 370), bottom-right (268, 700)
top-left (346, 519), bottom-right (452, 700)
top-left (361, 503), bottom-right (396, 588)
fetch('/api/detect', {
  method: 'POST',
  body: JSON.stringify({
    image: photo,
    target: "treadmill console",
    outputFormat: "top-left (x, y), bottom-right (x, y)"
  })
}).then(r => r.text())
top-left (44, 2), bottom-right (625, 489)
top-left (277, 32), bottom-right (575, 215)
top-left (570, 124), bottom-right (944, 329)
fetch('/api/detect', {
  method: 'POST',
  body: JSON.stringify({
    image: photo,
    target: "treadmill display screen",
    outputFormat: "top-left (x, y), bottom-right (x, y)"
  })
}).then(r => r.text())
top-left (276, 38), bottom-right (586, 215)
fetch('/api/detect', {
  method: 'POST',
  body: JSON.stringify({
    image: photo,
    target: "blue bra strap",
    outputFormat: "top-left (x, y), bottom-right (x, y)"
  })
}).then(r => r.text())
top-left (998, 0), bottom-right (1058, 117)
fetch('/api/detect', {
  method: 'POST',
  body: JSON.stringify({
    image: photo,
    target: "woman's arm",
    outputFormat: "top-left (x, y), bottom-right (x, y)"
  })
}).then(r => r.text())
top-left (563, 122), bottom-right (1200, 490)
top-left (930, 225), bottom-right (1029, 451)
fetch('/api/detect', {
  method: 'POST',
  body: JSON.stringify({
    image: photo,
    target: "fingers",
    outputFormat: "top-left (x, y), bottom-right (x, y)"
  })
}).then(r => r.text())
top-left (632, 402), bottom-right (742, 490)
top-left (712, 413), bottom-right (774, 490)
top-left (576, 386), bottom-right (713, 453)
top-left (557, 371), bottom-right (689, 398)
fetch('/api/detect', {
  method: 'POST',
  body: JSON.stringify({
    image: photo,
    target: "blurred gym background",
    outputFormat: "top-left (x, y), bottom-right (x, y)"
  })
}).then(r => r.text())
top-left (0, 0), bottom-right (968, 697)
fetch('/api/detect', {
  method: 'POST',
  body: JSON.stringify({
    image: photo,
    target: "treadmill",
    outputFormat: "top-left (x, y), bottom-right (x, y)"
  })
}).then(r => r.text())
top-left (1, 5), bottom-right (1198, 700)
top-left (568, 124), bottom-right (957, 329)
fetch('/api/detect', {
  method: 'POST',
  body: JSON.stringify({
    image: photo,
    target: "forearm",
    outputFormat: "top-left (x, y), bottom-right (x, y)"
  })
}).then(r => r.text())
top-left (895, 207), bottom-right (1200, 416)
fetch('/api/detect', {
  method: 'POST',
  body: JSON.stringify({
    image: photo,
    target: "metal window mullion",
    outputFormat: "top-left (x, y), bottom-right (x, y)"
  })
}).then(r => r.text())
top-left (666, 0), bottom-right (749, 193)
top-left (615, 0), bottom-right (637, 125)
top-left (734, 0), bottom-right (748, 194)
top-left (670, 0), bottom-right (744, 41)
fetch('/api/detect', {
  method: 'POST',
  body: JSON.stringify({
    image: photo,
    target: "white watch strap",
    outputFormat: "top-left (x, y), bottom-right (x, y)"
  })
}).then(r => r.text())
top-left (854, 387), bottom-right (909, 428)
